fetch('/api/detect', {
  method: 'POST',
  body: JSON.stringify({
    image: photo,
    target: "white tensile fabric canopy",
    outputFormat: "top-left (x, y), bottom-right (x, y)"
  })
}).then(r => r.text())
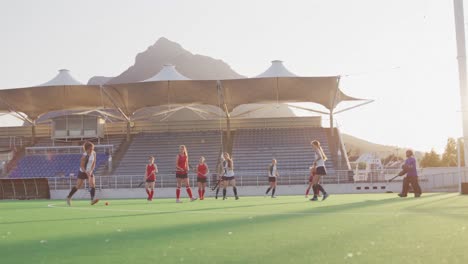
top-left (142, 64), bottom-right (190, 82)
top-left (0, 62), bottom-right (369, 122)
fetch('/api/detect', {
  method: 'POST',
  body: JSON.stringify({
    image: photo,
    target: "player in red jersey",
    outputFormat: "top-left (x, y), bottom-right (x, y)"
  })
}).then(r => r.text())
top-left (144, 156), bottom-right (158, 201)
top-left (196, 156), bottom-right (209, 200)
top-left (175, 145), bottom-right (197, 203)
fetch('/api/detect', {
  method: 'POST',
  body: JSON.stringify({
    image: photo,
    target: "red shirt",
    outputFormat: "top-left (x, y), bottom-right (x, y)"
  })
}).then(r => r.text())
top-left (177, 154), bottom-right (188, 173)
top-left (197, 163), bottom-right (208, 178)
top-left (146, 164), bottom-right (156, 181)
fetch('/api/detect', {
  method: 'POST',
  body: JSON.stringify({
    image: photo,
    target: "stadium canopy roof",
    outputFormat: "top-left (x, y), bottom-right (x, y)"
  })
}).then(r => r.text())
top-left (142, 64), bottom-right (190, 82)
top-left (255, 60), bottom-right (297, 78)
top-left (38, 69), bottom-right (83, 86)
top-left (0, 69), bottom-right (369, 122)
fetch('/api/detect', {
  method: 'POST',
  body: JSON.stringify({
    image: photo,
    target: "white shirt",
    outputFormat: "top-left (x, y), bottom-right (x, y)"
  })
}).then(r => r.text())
top-left (80, 151), bottom-right (96, 173)
top-left (269, 165), bottom-right (278, 177)
top-left (223, 159), bottom-right (234, 176)
top-left (314, 150), bottom-right (325, 167)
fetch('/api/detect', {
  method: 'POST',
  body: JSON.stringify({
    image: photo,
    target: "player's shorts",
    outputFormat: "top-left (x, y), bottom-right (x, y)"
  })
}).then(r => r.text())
top-left (222, 176), bottom-right (235, 181)
top-left (268, 177), bottom-right (277, 183)
top-left (176, 172), bottom-right (188, 179)
top-left (146, 179), bottom-right (156, 183)
top-left (316, 166), bottom-right (327, 175)
top-left (197, 177), bottom-right (207, 183)
top-left (77, 171), bottom-right (93, 180)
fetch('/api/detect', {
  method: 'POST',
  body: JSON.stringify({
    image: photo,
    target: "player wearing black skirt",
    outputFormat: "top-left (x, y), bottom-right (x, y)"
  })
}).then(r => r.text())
top-left (265, 159), bottom-right (279, 198)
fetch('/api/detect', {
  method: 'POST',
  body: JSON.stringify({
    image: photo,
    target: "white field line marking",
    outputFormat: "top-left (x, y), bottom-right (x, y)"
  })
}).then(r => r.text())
top-left (47, 204), bottom-right (468, 216)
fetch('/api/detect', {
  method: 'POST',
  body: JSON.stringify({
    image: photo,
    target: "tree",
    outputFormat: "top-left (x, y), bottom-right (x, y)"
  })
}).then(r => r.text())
top-left (441, 138), bottom-right (458, 167)
top-left (381, 154), bottom-right (402, 165)
top-left (419, 149), bottom-right (441, 168)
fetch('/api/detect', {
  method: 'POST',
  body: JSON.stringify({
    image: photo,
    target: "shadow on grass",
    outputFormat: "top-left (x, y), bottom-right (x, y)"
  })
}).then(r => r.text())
top-left (0, 193), bottom-right (445, 226)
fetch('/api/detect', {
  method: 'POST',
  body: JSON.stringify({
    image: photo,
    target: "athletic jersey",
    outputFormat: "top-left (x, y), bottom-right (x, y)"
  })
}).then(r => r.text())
top-left (269, 165), bottom-right (278, 177)
top-left (223, 159), bottom-right (234, 176)
top-left (404, 157), bottom-right (418, 177)
top-left (79, 151), bottom-right (96, 173)
top-left (197, 163), bottom-right (208, 178)
top-left (177, 154), bottom-right (188, 173)
top-left (146, 164), bottom-right (157, 180)
top-left (314, 149), bottom-right (325, 167)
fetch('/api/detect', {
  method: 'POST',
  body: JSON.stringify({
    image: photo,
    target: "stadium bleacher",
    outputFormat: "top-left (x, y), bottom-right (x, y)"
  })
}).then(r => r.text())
top-left (8, 153), bottom-right (108, 178)
top-left (8, 135), bottom-right (125, 179)
top-left (232, 127), bottom-right (336, 185)
top-left (113, 131), bottom-right (222, 187)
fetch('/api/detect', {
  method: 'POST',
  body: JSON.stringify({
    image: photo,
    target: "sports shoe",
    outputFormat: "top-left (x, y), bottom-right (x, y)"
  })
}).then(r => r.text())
top-left (398, 193), bottom-right (407, 198)
top-left (66, 197), bottom-right (71, 206)
top-left (415, 193), bottom-right (421, 198)
top-left (235, 196), bottom-right (239, 200)
top-left (310, 197), bottom-right (318, 201)
top-left (305, 195), bottom-right (309, 198)
top-left (191, 197), bottom-right (198, 202)
top-left (176, 199), bottom-right (182, 203)
top-left (322, 193), bottom-right (329, 201)
top-left (223, 197), bottom-right (227, 200)
top-left (91, 199), bottom-right (100, 205)
top-left (271, 196), bottom-right (277, 198)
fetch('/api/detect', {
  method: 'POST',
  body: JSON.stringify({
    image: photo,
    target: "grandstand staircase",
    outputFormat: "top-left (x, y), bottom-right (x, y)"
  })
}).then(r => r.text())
top-left (106, 135), bottom-right (134, 175)
top-left (5, 147), bottom-right (26, 177)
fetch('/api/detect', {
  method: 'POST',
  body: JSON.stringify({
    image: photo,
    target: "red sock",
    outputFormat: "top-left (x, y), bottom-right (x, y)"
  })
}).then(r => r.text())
top-left (202, 189), bottom-right (205, 199)
top-left (198, 189), bottom-right (202, 198)
top-left (176, 188), bottom-right (181, 199)
top-left (186, 187), bottom-right (193, 199)
top-left (306, 187), bottom-right (310, 196)
top-left (150, 190), bottom-right (154, 199)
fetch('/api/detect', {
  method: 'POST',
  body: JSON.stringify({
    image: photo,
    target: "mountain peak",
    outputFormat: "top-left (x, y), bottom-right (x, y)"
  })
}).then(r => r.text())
top-left (89, 37), bottom-right (244, 85)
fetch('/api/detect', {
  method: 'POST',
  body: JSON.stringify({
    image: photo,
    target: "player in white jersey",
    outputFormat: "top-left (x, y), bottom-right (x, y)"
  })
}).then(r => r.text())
top-left (66, 141), bottom-right (99, 206)
top-left (265, 159), bottom-right (279, 198)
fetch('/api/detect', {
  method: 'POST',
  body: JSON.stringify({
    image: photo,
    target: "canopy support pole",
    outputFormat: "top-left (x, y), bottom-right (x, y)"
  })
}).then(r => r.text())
top-left (126, 121), bottom-right (131, 142)
top-left (31, 121), bottom-right (36, 144)
top-left (224, 104), bottom-right (231, 153)
top-left (100, 85), bottom-right (132, 141)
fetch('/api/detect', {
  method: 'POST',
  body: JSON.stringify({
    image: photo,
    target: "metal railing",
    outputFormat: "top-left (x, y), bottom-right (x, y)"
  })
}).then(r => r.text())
top-left (42, 168), bottom-right (468, 191)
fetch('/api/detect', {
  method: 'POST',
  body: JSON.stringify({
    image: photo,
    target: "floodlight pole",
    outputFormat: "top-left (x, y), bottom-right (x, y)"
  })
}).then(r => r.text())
top-left (454, 0), bottom-right (468, 167)
top-left (31, 122), bottom-right (36, 144)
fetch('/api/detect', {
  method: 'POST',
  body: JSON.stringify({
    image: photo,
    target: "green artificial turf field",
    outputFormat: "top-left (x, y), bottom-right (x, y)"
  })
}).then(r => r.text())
top-left (1, 193), bottom-right (467, 264)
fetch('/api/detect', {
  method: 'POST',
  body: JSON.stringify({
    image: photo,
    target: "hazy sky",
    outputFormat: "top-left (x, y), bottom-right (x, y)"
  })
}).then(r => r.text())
top-left (0, 0), bottom-right (464, 153)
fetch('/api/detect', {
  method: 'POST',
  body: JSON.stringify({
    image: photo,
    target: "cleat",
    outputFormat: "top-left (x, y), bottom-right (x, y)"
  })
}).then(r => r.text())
top-left (415, 193), bottom-right (421, 198)
top-left (322, 193), bottom-right (329, 201)
top-left (66, 197), bottom-right (71, 206)
top-left (91, 199), bottom-right (100, 205)
top-left (310, 197), bottom-right (318, 201)
top-left (235, 196), bottom-right (239, 200)
top-left (271, 196), bottom-right (277, 198)
top-left (305, 195), bottom-right (308, 198)
top-left (398, 193), bottom-right (407, 198)
top-left (223, 197), bottom-right (227, 200)
top-left (191, 197), bottom-right (198, 202)
top-left (176, 199), bottom-right (182, 203)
